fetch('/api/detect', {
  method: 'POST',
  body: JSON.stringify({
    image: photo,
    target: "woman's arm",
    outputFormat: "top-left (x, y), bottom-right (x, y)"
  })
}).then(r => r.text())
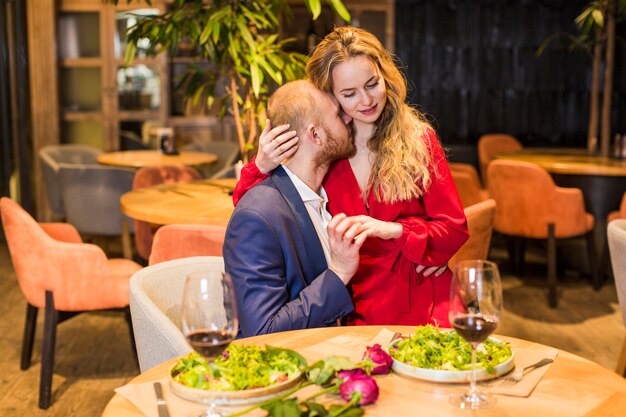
top-left (232, 121), bottom-right (299, 205)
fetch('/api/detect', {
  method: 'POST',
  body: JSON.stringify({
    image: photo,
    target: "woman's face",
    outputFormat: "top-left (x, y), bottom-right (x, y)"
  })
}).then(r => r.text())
top-left (331, 55), bottom-right (387, 125)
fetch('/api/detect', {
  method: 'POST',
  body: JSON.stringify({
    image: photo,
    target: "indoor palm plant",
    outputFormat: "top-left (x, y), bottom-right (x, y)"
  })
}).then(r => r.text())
top-left (114, 0), bottom-right (350, 163)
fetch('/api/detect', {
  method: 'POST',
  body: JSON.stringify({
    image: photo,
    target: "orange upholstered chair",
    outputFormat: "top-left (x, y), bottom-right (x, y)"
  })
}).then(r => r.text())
top-left (449, 162), bottom-right (489, 208)
top-left (0, 197), bottom-right (142, 409)
top-left (478, 134), bottom-right (523, 186)
top-left (608, 192), bottom-right (626, 222)
top-left (487, 160), bottom-right (596, 307)
top-left (132, 165), bottom-right (202, 261)
top-left (449, 199), bottom-right (497, 271)
top-left (148, 224), bottom-right (226, 265)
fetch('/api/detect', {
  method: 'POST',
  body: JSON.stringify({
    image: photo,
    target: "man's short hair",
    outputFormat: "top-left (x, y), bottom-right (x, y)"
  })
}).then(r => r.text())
top-left (267, 80), bottom-right (319, 134)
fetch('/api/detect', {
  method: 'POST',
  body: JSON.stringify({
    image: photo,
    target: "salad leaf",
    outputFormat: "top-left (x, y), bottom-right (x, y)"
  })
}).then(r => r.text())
top-left (171, 344), bottom-right (307, 391)
top-left (389, 325), bottom-right (512, 374)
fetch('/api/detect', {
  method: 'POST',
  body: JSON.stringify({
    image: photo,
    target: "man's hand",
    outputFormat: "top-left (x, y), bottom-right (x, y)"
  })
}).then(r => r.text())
top-left (327, 213), bottom-right (367, 284)
top-left (416, 264), bottom-right (448, 277)
top-left (348, 215), bottom-right (403, 240)
top-left (255, 119), bottom-right (299, 174)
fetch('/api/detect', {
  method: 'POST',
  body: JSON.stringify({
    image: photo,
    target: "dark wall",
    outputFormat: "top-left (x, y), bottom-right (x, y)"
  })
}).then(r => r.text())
top-left (396, 0), bottom-right (626, 149)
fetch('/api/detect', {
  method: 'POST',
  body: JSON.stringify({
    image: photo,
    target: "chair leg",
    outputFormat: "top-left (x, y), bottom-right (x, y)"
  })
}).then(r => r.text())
top-left (39, 291), bottom-right (58, 410)
top-left (586, 231), bottom-right (599, 290)
top-left (617, 331), bottom-right (626, 377)
top-left (121, 219), bottom-right (133, 260)
top-left (596, 236), bottom-right (611, 290)
top-left (21, 303), bottom-right (38, 370)
top-left (547, 224), bottom-right (558, 308)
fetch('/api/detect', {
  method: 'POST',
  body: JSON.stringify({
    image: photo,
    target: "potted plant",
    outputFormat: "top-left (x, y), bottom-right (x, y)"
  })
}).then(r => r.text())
top-left (113, 0), bottom-right (350, 163)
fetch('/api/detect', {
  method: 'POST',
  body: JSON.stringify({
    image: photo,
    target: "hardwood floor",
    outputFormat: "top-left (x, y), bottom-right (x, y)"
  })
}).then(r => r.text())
top-left (0, 238), bottom-right (623, 416)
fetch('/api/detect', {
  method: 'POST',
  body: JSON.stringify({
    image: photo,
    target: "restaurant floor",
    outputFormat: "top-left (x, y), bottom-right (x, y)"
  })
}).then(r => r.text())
top-left (0, 236), bottom-right (623, 417)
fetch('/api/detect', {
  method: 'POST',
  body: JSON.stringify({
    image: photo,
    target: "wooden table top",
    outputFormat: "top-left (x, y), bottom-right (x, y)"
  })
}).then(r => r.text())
top-left (97, 150), bottom-right (218, 168)
top-left (102, 326), bottom-right (626, 417)
top-left (120, 178), bottom-right (236, 226)
top-left (495, 148), bottom-right (626, 176)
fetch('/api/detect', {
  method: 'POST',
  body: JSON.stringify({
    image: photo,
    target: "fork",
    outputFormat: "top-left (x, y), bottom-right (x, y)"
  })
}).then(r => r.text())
top-left (501, 358), bottom-right (554, 384)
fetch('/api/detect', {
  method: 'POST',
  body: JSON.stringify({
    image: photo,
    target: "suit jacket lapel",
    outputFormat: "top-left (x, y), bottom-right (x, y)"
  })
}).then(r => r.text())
top-left (272, 166), bottom-right (328, 282)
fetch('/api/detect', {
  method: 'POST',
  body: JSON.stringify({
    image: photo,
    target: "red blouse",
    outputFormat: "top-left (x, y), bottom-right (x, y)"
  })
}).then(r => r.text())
top-left (232, 129), bottom-right (469, 326)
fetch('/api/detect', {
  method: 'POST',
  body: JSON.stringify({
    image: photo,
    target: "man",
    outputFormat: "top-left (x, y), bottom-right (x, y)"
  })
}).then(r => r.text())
top-left (223, 80), bottom-right (366, 337)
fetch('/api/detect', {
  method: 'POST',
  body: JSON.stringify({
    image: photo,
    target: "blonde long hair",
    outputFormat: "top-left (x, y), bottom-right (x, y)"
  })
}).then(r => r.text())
top-left (306, 26), bottom-right (436, 203)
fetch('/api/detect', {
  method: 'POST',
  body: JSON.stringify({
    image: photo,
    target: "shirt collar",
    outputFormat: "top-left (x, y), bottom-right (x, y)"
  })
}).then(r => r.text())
top-left (281, 164), bottom-right (328, 205)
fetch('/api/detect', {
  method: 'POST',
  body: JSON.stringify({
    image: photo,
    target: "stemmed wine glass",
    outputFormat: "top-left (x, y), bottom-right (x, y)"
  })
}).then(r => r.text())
top-left (449, 259), bottom-right (503, 410)
top-left (181, 270), bottom-right (239, 417)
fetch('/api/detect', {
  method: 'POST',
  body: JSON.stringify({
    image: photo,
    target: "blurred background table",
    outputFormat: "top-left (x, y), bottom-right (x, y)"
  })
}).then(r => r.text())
top-left (101, 325), bottom-right (626, 417)
top-left (97, 150), bottom-right (218, 168)
top-left (120, 179), bottom-right (235, 227)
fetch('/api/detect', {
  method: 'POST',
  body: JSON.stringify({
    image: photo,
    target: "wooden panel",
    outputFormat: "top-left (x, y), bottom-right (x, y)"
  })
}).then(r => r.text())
top-left (27, 0), bottom-right (58, 220)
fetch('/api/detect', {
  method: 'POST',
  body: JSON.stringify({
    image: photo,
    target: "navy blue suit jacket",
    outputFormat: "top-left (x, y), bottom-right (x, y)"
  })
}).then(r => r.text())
top-left (223, 166), bottom-right (354, 337)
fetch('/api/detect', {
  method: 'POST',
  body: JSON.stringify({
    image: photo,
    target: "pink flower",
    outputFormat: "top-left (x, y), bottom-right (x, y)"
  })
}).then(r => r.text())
top-left (336, 368), bottom-right (366, 382)
top-left (361, 343), bottom-right (393, 375)
top-left (339, 373), bottom-right (379, 405)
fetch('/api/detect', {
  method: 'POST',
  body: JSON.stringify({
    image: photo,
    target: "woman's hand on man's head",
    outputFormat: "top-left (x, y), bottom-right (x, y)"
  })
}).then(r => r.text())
top-left (255, 119), bottom-right (300, 174)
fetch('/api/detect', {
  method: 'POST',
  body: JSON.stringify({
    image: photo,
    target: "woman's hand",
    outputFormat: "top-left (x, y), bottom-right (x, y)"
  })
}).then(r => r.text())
top-left (255, 119), bottom-right (299, 174)
top-left (416, 264), bottom-right (448, 278)
top-left (349, 215), bottom-right (403, 240)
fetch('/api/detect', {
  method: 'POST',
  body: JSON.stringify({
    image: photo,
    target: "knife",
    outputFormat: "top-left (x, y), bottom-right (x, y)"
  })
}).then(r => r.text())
top-left (153, 382), bottom-right (171, 417)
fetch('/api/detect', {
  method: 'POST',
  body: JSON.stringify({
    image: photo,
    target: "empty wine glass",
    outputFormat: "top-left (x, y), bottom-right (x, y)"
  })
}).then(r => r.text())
top-left (449, 259), bottom-right (503, 409)
top-left (181, 271), bottom-right (239, 417)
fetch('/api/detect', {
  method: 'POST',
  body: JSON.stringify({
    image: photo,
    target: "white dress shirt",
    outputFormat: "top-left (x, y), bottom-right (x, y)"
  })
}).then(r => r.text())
top-left (282, 165), bottom-right (332, 265)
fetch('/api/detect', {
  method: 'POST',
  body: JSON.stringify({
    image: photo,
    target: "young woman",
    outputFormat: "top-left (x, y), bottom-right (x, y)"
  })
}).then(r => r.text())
top-left (233, 26), bottom-right (468, 327)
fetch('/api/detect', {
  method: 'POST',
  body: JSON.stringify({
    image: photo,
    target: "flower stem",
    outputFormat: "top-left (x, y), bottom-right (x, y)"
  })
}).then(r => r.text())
top-left (301, 385), bottom-right (337, 402)
top-left (329, 397), bottom-right (360, 417)
top-left (226, 382), bottom-right (312, 417)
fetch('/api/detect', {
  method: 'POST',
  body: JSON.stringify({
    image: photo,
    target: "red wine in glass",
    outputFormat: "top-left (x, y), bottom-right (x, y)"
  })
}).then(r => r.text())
top-left (187, 329), bottom-right (235, 361)
top-left (452, 315), bottom-right (498, 346)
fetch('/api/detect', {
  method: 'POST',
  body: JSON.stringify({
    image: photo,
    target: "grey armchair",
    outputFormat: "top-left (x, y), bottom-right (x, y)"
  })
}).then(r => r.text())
top-left (39, 144), bottom-right (102, 218)
top-left (129, 256), bottom-right (225, 372)
top-left (58, 164), bottom-right (135, 258)
top-left (608, 219), bottom-right (626, 376)
top-left (182, 140), bottom-right (240, 178)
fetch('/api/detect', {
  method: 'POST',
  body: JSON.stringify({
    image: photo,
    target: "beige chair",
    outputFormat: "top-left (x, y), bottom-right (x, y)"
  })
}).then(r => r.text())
top-left (488, 160), bottom-right (596, 307)
top-left (478, 134), bottom-right (523, 186)
top-left (129, 256), bottom-right (224, 372)
top-left (149, 224), bottom-right (226, 265)
top-left (608, 219), bottom-right (626, 376)
top-left (449, 199), bottom-right (496, 271)
top-left (449, 162), bottom-right (489, 208)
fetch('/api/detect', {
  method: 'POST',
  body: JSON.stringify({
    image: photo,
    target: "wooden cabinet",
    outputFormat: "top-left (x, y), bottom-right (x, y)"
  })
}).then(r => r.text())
top-left (55, 0), bottom-right (167, 150)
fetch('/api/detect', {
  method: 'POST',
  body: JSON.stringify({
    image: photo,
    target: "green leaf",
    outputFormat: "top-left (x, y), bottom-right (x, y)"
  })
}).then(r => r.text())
top-left (303, 401), bottom-right (328, 417)
top-left (591, 9), bottom-right (604, 27)
top-left (328, 0), bottom-right (351, 22)
top-left (124, 43), bottom-right (137, 65)
top-left (328, 404), bottom-right (364, 417)
top-left (262, 398), bottom-right (302, 417)
top-left (255, 55), bottom-right (282, 84)
top-left (235, 18), bottom-right (256, 51)
top-left (199, 20), bottom-right (212, 44)
top-left (306, 356), bottom-right (356, 386)
top-left (250, 62), bottom-right (261, 98)
top-left (306, 0), bottom-right (322, 20)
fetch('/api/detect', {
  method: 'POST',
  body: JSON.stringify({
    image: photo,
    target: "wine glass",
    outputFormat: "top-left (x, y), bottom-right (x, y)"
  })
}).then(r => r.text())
top-left (449, 259), bottom-right (503, 410)
top-left (180, 271), bottom-right (239, 417)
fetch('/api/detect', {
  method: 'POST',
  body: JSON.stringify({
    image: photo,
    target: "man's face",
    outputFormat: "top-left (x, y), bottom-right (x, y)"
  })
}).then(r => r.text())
top-left (315, 91), bottom-right (355, 164)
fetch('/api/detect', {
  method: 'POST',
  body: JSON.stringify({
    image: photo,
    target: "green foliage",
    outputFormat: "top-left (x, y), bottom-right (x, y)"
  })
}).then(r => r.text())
top-left (109, 0), bottom-right (350, 162)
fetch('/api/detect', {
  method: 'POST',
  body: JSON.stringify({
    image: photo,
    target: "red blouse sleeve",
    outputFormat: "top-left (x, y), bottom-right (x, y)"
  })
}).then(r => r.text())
top-left (232, 156), bottom-right (270, 206)
top-left (394, 129), bottom-right (469, 265)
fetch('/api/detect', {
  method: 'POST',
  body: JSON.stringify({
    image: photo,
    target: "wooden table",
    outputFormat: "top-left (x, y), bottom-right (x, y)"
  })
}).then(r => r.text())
top-left (120, 178), bottom-right (236, 226)
top-left (97, 150), bottom-right (218, 168)
top-left (102, 326), bottom-right (626, 417)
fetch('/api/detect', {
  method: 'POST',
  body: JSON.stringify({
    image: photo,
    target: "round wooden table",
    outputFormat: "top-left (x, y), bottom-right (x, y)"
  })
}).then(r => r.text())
top-left (120, 178), bottom-right (236, 226)
top-left (102, 326), bottom-right (626, 417)
top-left (97, 150), bottom-right (218, 168)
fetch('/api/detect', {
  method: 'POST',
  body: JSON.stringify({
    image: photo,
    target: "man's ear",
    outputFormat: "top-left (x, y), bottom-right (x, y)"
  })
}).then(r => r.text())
top-left (305, 123), bottom-right (322, 146)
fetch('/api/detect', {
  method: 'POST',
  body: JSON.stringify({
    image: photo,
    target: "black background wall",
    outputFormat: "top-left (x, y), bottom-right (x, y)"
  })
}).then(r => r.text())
top-left (396, 0), bottom-right (626, 152)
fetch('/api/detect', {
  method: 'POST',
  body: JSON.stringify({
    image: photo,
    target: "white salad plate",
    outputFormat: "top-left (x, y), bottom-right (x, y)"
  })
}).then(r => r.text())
top-left (388, 336), bottom-right (515, 383)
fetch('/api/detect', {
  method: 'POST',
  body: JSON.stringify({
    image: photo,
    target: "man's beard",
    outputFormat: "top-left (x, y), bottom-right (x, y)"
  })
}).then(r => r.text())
top-left (315, 124), bottom-right (356, 166)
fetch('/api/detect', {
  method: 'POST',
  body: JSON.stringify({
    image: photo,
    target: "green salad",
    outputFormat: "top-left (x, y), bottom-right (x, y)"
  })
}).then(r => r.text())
top-left (171, 345), bottom-right (307, 391)
top-left (389, 325), bottom-right (512, 374)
